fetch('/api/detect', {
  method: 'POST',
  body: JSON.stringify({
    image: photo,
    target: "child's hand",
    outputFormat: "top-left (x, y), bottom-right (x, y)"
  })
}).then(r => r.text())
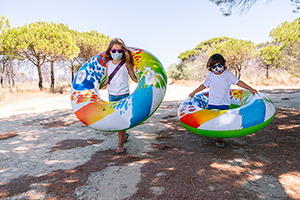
top-left (189, 92), bottom-right (195, 98)
top-left (188, 84), bottom-right (205, 98)
top-left (250, 88), bottom-right (258, 95)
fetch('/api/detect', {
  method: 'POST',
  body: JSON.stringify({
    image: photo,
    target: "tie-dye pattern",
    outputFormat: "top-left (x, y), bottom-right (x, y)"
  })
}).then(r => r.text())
top-left (178, 89), bottom-right (275, 138)
top-left (71, 47), bottom-right (167, 132)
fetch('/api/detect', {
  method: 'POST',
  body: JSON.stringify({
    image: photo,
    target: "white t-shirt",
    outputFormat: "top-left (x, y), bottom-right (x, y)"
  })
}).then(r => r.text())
top-left (203, 71), bottom-right (239, 106)
top-left (107, 60), bottom-right (130, 95)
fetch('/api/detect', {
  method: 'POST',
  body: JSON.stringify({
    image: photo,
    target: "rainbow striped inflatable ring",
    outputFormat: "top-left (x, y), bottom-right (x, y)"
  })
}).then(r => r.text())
top-left (178, 89), bottom-right (275, 138)
top-left (71, 47), bottom-right (167, 132)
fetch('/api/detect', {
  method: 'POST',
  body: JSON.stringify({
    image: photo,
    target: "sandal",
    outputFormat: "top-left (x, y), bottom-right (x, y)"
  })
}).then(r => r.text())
top-left (123, 133), bottom-right (129, 143)
top-left (215, 140), bottom-right (225, 147)
top-left (116, 147), bottom-right (126, 155)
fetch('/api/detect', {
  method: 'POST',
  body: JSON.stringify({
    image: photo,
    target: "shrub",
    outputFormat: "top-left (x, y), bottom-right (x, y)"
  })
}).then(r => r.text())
top-left (167, 60), bottom-right (207, 81)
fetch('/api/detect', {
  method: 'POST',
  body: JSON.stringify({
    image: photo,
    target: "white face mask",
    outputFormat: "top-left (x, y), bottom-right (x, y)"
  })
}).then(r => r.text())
top-left (110, 52), bottom-right (123, 60)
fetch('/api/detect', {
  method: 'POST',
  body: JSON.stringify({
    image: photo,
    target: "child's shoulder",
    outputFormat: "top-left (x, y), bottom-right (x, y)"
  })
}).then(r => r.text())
top-left (107, 60), bottom-right (114, 66)
top-left (207, 71), bottom-right (214, 76)
top-left (224, 70), bottom-right (234, 75)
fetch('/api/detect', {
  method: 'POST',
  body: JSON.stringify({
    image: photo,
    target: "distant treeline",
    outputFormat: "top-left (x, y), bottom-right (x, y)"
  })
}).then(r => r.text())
top-left (1, 15), bottom-right (300, 90)
top-left (168, 17), bottom-right (300, 81)
top-left (0, 15), bottom-right (111, 90)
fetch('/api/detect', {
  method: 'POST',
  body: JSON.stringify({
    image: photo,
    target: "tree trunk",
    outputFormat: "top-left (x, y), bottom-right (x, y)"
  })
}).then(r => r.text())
top-left (0, 76), bottom-right (3, 88)
top-left (234, 66), bottom-right (238, 77)
top-left (7, 72), bottom-right (11, 86)
top-left (7, 61), bottom-right (12, 87)
top-left (50, 61), bottom-right (55, 90)
top-left (266, 65), bottom-right (269, 79)
top-left (10, 64), bottom-right (16, 87)
top-left (12, 66), bottom-right (16, 88)
top-left (237, 70), bottom-right (241, 79)
top-left (71, 60), bottom-right (74, 83)
top-left (236, 65), bottom-right (241, 79)
top-left (0, 61), bottom-right (4, 88)
top-left (37, 65), bottom-right (43, 90)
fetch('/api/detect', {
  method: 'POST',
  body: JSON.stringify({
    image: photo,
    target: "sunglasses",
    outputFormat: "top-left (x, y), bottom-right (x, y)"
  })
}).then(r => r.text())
top-left (211, 63), bottom-right (223, 69)
top-left (111, 49), bottom-right (123, 53)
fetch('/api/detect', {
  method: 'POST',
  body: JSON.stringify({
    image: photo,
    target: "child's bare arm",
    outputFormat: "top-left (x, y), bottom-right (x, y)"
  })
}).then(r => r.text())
top-left (128, 66), bottom-right (138, 83)
top-left (189, 84), bottom-right (206, 97)
top-left (236, 81), bottom-right (257, 95)
top-left (100, 68), bottom-right (109, 89)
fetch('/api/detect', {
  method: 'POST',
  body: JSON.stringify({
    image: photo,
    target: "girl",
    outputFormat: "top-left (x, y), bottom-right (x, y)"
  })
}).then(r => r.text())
top-left (189, 54), bottom-right (257, 147)
top-left (100, 38), bottom-right (138, 154)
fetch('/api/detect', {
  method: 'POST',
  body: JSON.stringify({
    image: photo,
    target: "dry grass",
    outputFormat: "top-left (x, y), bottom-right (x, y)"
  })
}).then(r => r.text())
top-left (0, 82), bottom-right (70, 104)
top-left (170, 71), bottom-right (300, 89)
top-left (244, 74), bottom-right (300, 87)
top-left (1, 71), bottom-right (300, 104)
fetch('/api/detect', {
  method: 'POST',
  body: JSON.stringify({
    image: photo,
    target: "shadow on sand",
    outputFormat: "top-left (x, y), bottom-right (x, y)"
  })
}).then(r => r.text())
top-left (0, 91), bottom-right (299, 199)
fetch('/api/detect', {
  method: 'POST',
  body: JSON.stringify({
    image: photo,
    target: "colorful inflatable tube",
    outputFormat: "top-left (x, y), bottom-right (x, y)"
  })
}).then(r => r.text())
top-left (178, 89), bottom-right (275, 138)
top-left (71, 47), bottom-right (167, 132)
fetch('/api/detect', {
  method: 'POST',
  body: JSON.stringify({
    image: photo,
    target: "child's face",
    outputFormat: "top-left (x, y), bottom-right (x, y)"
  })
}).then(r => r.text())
top-left (110, 44), bottom-right (123, 53)
top-left (110, 44), bottom-right (124, 60)
top-left (211, 62), bottom-right (224, 75)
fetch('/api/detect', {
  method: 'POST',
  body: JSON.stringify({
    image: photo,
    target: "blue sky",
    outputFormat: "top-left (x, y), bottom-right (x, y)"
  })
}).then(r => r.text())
top-left (0, 0), bottom-right (298, 69)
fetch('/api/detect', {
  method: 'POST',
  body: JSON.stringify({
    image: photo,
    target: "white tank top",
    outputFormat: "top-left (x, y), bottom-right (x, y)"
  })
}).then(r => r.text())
top-left (107, 60), bottom-right (130, 95)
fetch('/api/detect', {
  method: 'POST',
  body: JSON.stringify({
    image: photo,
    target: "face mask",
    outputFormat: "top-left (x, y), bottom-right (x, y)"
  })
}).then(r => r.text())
top-left (211, 63), bottom-right (224, 74)
top-left (110, 52), bottom-right (123, 60)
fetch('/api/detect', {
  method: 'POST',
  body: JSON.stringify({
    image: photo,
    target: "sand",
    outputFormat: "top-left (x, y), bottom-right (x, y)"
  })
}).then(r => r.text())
top-left (0, 84), bottom-right (299, 199)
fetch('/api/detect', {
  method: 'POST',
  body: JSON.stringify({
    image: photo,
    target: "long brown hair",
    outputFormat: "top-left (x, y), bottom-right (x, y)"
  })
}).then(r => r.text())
top-left (104, 38), bottom-right (134, 69)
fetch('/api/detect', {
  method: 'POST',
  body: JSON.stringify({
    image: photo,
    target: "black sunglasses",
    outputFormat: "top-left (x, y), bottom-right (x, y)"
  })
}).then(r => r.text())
top-left (111, 49), bottom-right (123, 53)
top-left (211, 63), bottom-right (223, 69)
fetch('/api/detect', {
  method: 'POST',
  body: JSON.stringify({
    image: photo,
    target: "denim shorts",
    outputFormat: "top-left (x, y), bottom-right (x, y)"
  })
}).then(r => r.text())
top-left (208, 104), bottom-right (229, 110)
top-left (109, 93), bottom-right (130, 102)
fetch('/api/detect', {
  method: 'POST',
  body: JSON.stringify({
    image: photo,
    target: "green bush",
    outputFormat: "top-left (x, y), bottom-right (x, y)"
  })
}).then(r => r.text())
top-left (167, 60), bottom-right (207, 81)
top-left (167, 63), bottom-right (184, 80)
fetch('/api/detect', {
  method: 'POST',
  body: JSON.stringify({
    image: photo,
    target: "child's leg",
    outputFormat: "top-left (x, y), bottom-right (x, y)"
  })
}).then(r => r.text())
top-left (110, 94), bottom-right (130, 154)
top-left (208, 105), bottom-right (228, 147)
top-left (118, 130), bottom-right (126, 148)
top-left (215, 138), bottom-right (225, 147)
top-left (116, 130), bottom-right (126, 154)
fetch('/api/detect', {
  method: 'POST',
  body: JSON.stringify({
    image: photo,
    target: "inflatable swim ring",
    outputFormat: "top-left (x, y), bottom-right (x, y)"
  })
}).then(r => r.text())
top-left (71, 47), bottom-right (167, 132)
top-left (178, 89), bottom-right (275, 138)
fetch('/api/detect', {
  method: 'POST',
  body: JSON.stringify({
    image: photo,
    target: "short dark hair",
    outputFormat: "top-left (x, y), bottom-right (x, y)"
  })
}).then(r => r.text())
top-left (207, 54), bottom-right (227, 71)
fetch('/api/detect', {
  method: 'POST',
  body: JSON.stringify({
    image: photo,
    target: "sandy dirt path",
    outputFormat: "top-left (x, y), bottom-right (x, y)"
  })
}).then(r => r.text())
top-left (0, 84), bottom-right (299, 200)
